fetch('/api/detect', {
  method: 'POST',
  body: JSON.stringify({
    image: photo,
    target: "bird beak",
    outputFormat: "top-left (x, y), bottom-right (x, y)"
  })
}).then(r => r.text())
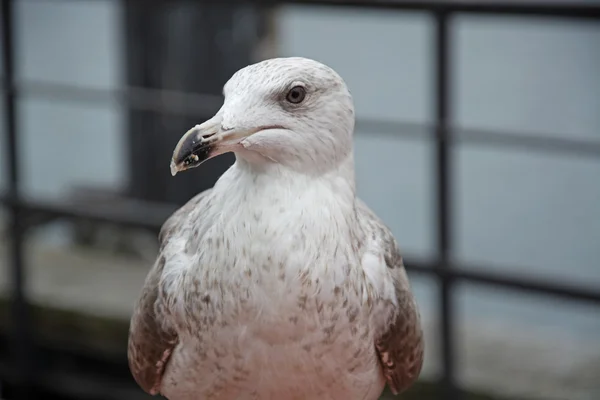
top-left (170, 110), bottom-right (287, 176)
top-left (170, 112), bottom-right (248, 176)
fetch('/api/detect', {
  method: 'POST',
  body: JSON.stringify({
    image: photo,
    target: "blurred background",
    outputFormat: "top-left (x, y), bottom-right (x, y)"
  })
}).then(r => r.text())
top-left (1, 0), bottom-right (599, 399)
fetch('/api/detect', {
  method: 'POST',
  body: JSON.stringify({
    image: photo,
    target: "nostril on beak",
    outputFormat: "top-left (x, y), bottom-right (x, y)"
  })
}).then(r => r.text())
top-left (201, 131), bottom-right (217, 140)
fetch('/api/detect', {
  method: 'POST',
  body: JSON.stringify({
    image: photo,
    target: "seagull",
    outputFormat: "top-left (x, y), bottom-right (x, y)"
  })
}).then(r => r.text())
top-left (128, 57), bottom-right (423, 400)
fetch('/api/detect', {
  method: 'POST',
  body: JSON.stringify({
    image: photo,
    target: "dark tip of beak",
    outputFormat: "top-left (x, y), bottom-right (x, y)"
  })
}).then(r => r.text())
top-left (171, 133), bottom-right (215, 176)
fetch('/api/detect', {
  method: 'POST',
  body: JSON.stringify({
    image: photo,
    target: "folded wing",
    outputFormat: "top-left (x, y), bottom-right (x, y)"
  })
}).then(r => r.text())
top-left (357, 200), bottom-right (424, 395)
top-left (127, 190), bottom-right (212, 394)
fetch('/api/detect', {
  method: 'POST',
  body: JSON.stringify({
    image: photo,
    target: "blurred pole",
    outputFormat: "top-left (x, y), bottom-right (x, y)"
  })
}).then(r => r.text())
top-left (433, 10), bottom-right (460, 400)
top-left (1, 0), bottom-right (35, 398)
top-left (123, 1), bottom-right (269, 207)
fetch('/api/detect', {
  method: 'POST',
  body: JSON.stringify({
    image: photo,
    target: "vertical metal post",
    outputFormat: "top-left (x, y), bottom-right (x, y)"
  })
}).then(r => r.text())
top-left (434, 10), bottom-right (459, 400)
top-left (123, 1), bottom-right (260, 206)
top-left (2, 0), bottom-right (33, 397)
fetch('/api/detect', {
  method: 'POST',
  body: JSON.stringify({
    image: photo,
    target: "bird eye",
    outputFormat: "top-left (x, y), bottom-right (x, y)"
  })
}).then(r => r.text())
top-left (286, 86), bottom-right (306, 104)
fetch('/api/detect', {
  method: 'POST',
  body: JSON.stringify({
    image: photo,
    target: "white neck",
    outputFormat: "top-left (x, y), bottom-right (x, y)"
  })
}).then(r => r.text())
top-left (186, 152), bottom-right (359, 296)
top-left (227, 150), bottom-right (357, 194)
top-left (206, 153), bottom-right (359, 251)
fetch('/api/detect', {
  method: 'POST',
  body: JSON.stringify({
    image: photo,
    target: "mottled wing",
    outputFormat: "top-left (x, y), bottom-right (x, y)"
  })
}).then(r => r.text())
top-left (127, 255), bottom-right (177, 395)
top-left (357, 200), bottom-right (424, 395)
top-left (127, 189), bottom-right (212, 395)
top-left (375, 263), bottom-right (424, 395)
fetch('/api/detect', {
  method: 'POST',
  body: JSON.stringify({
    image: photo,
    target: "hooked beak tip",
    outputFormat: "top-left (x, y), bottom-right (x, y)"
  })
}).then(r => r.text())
top-left (170, 160), bottom-right (179, 177)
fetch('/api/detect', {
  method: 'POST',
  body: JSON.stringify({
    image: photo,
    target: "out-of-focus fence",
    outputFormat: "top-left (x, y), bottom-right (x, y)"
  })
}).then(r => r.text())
top-left (1, 1), bottom-right (600, 399)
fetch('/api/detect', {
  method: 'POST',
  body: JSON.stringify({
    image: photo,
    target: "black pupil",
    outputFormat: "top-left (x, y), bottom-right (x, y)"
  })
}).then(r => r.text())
top-left (288, 87), bottom-right (304, 103)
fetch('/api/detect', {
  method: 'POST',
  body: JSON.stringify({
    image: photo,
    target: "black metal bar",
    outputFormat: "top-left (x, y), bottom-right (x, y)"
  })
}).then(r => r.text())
top-left (12, 80), bottom-right (223, 118)
top-left (284, 0), bottom-right (600, 18)
top-left (404, 259), bottom-right (600, 304)
top-left (1, 0), bottom-right (34, 398)
top-left (39, 0), bottom-right (600, 20)
top-left (5, 81), bottom-right (600, 158)
top-left (0, 195), bottom-right (178, 231)
top-left (435, 13), bottom-right (451, 266)
top-left (455, 126), bottom-right (600, 158)
top-left (434, 10), bottom-right (460, 400)
top-left (1, 193), bottom-right (599, 305)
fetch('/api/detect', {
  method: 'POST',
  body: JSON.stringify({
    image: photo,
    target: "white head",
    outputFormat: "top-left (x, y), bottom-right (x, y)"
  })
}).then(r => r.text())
top-left (170, 57), bottom-right (355, 176)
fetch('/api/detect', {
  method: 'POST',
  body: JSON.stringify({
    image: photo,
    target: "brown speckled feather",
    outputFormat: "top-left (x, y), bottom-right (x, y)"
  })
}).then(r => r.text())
top-left (355, 200), bottom-right (424, 395)
top-left (127, 190), bottom-right (212, 395)
top-left (375, 247), bottom-right (424, 395)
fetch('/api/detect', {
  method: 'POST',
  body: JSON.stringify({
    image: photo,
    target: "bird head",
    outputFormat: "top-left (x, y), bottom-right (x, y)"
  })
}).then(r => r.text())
top-left (170, 57), bottom-right (355, 176)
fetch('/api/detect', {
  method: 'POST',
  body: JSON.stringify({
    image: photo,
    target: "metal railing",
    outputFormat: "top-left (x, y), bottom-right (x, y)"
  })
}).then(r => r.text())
top-left (2, 1), bottom-right (600, 399)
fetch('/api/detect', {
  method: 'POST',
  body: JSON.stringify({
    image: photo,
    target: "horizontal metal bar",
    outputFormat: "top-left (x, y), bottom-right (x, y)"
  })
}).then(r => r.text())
top-left (283, 0), bottom-right (600, 19)
top-left (455, 126), bottom-right (600, 158)
top-left (4, 81), bottom-right (600, 159)
top-left (405, 258), bottom-right (600, 305)
top-left (1, 194), bottom-right (177, 231)
top-left (14, 80), bottom-right (223, 117)
top-left (2, 194), bottom-right (599, 305)
top-left (39, 0), bottom-right (600, 19)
